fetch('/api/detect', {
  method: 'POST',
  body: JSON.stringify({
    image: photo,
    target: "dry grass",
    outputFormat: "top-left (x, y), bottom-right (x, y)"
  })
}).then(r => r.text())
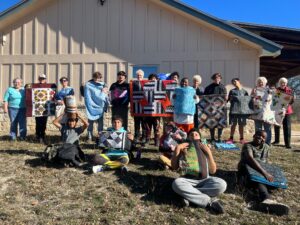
top-left (0, 134), bottom-right (299, 225)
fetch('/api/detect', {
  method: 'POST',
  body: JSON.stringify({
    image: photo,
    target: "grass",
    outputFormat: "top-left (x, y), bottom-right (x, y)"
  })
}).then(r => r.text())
top-left (0, 133), bottom-right (299, 225)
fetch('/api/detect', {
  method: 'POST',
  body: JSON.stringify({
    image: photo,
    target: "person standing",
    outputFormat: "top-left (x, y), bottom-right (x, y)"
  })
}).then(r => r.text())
top-left (84, 72), bottom-right (109, 142)
top-left (3, 78), bottom-right (27, 141)
top-left (192, 75), bottom-right (204, 128)
top-left (227, 78), bottom-right (249, 144)
top-left (55, 76), bottom-right (75, 117)
top-left (204, 73), bottom-right (227, 143)
top-left (35, 74), bottom-right (49, 144)
top-left (272, 77), bottom-right (294, 149)
top-left (109, 71), bottom-right (130, 130)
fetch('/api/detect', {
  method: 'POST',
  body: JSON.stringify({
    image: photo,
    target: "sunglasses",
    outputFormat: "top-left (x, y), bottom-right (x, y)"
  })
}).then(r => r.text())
top-left (61, 79), bottom-right (68, 82)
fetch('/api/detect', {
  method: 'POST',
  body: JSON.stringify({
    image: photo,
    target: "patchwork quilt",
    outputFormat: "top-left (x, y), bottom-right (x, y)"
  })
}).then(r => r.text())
top-left (130, 80), bottom-right (177, 117)
top-left (214, 143), bottom-right (240, 151)
top-left (250, 89), bottom-right (292, 126)
top-left (98, 131), bottom-right (129, 150)
top-left (246, 161), bottom-right (287, 189)
top-left (25, 83), bottom-right (57, 117)
top-left (174, 87), bottom-right (196, 115)
top-left (197, 95), bottom-right (227, 129)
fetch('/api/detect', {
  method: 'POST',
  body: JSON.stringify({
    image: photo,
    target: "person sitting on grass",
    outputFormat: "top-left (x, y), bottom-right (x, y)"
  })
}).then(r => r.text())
top-left (92, 116), bottom-right (134, 173)
top-left (237, 130), bottom-right (290, 215)
top-left (171, 128), bottom-right (227, 214)
top-left (158, 122), bottom-right (187, 169)
top-left (53, 112), bottom-right (88, 145)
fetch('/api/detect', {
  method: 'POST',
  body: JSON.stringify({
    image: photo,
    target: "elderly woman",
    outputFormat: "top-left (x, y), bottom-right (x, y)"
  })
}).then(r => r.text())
top-left (251, 76), bottom-right (272, 145)
top-left (3, 78), bottom-right (27, 141)
top-left (272, 77), bottom-right (294, 148)
top-left (193, 75), bottom-right (204, 128)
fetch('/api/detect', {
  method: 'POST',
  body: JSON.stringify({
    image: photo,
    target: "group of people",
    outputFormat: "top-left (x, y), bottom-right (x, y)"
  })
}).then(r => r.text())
top-left (2, 70), bottom-right (294, 215)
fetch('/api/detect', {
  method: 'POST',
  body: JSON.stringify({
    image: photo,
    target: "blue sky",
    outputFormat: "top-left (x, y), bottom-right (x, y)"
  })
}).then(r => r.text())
top-left (1, 0), bottom-right (300, 29)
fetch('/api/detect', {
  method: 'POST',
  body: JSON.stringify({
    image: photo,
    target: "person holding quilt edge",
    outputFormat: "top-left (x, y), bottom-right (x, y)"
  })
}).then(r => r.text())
top-left (237, 130), bottom-right (289, 215)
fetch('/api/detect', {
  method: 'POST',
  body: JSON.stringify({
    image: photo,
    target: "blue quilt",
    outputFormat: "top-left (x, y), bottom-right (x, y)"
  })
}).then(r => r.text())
top-left (215, 143), bottom-right (240, 151)
top-left (174, 87), bottom-right (196, 115)
top-left (246, 161), bottom-right (287, 189)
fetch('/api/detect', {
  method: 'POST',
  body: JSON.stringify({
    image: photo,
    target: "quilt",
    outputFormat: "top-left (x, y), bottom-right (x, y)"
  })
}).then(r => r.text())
top-left (98, 131), bottom-right (130, 150)
top-left (250, 89), bottom-right (292, 126)
top-left (197, 95), bottom-right (227, 129)
top-left (130, 80), bottom-right (178, 117)
top-left (174, 87), bottom-right (196, 115)
top-left (25, 83), bottom-right (57, 117)
top-left (246, 161), bottom-right (287, 189)
top-left (230, 96), bottom-right (254, 115)
top-left (214, 143), bottom-right (240, 151)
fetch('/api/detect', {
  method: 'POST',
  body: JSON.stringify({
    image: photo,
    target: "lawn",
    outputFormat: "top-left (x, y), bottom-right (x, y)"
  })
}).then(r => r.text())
top-left (0, 134), bottom-right (299, 225)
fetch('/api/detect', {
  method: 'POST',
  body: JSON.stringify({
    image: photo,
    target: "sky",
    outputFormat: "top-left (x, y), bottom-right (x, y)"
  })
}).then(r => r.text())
top-left (0, 0), bottom-right (300, 29)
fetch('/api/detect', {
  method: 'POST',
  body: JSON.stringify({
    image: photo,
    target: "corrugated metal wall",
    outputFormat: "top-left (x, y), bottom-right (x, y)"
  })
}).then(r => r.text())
top-left (0, 0), bottom-right (260, 101)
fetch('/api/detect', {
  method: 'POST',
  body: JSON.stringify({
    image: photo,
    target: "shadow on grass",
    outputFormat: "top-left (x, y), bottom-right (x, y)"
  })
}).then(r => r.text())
top-left (215, 169), bottom-right (238, 194)
top-left (130, 157), bottom-right (164, 171)
top-left (0, 149), bottom-right (42, 157)
top-left (114, 170), bottom-right (181, 206)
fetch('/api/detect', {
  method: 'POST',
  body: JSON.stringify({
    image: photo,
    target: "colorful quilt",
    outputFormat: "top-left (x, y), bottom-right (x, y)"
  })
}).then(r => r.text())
top-left (98, 131), bottom-right (128, 150)
top-left (250, 89), bottom-right (292, 126)
top-left (110, 88), bottom-right (128, 105)
top-left (25, 83), bottom-right (57, 117)
top-left (215, 143), bottom-right (240, 151)
top-left (130, 80), bottom-right (177, 117)
top-left (197, 95), bottom-right (227, 129)
top-left (174, 87), bottom-right (196, 115)
top-left (246, 161), bottom-right (287, 189)
top-left (230, 96), bottom-right (254, 115)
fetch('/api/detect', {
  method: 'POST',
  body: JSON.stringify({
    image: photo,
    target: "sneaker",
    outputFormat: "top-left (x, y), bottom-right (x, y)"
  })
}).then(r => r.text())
top-left (286, 145), bottom-right (292, 149)
top-left (179, 198), bottom-right (189, 207)
top-left (226, 138), bottom-right (234, 144)
top-left (92, 165), bottom-right (104, 173)
top-left (271, 141), bottom-right (279, 145)
top-left (259, 199), bottom-right (289, 216)
top-left (208, 199), bottom-right (224, 214)
top-left (19, 137), bottom-right (26, 142)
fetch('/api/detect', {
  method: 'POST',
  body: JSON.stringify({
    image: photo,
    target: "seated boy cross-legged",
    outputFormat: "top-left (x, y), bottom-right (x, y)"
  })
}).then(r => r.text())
top-left (171, 128), bottom-right (227, 214)
top-left (92, 116), bottom-right (134, 173)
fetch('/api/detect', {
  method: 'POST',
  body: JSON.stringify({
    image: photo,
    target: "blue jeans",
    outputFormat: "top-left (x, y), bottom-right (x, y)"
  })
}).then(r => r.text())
top-left (255, 120), bottom-right (271, 145)
top-left (8, 107), bottom-right (27, 140)
top-left (87, 116), bottom-right (104, 139)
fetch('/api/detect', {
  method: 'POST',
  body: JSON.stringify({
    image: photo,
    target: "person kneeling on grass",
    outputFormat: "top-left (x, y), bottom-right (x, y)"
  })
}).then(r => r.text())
top-left (92, 116), bottom-right (134, 173)
top-left (237, 130), bottom-right (290, 215)
top-left (171, 128), bottom-right (227, 214)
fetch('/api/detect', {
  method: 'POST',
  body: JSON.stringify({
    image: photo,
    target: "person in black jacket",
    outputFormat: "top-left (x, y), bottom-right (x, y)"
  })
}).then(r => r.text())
top-left (109, 71), bottom-right (130, 130)
top-left (204, 73), bottom-right (227, 143)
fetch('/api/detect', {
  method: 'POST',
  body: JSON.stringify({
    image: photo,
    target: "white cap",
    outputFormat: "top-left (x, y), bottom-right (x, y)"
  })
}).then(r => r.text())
top-left (39, 74), bottom-right (47, 79)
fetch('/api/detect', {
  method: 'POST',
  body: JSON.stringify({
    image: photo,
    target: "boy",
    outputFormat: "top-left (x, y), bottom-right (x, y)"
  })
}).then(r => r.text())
top-left (238, 130), bottom-right (289, 215)
top-left (92, 116), bottom-right (134, 173)
top-left (171, 129), bottom-right (227, 214)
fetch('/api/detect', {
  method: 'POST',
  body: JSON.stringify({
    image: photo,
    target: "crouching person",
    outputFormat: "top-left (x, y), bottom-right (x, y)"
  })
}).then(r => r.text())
top-left (49, 112), bottom-right (88, 167)
top-left (92, 116), bottom-right (134, 173)
top-left (237, 130), bottom-right (290, 215)
top-left (171, 129), bottom-right (227, 214)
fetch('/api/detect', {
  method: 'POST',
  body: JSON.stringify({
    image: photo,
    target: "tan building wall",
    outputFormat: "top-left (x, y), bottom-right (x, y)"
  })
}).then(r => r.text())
top-left (0, 0), bottom-right (260, 102)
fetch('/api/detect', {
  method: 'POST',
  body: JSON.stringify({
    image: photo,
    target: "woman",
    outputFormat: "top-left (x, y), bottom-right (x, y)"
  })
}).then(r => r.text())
top-left (272, 77), bottom-right (294, 148)
top-left (193, 75), bottom-right (204, 128)
top-left (55, 76), bottom-right (75, 117)
top-left (3, 78), bottom-right (27, 141)
top-left (251, 76), bottom-right (272, 145)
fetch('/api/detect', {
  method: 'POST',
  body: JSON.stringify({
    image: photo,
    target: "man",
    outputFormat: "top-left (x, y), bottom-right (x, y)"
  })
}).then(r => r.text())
top-left (238, 130), bottom-right (290, 215)
top-left (204, 73), bottom-right (227, 143)
top-left (109, 71), bottom-right (130, 130)
top-left (35, 74), bottom-right (48, 144)
top-left (171, 129), bottom-right (227, 214)
top-left (227, 78), bottom-right (249, 144)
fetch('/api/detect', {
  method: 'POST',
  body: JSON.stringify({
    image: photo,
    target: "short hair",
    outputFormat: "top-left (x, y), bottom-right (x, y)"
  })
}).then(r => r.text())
top-left (13, 77), bottom-right (22, 83)
top-left (170, 71), bottom-right (180, 79)
top-left (231, 78), bottom-right (240, 83)
top-left (112, 116), bottom-right (123, 124)
top-left (187, 128), bottom-right (201, 138)
top-left (211, 73), bottom-right (222, 80)
top-left (180, 77), bottom-right (189, 85)
top-left (256, 76), bottom-right (267, 87)
top-left (193, 75), bottom-right (202, 84)
top-left (136, 69), bottom-right (144, 77)
top-left (148, 73), bottom-right (158, 80)
top-left (278, 77), bottom-right (288, 85)
top-left (59, 76), bottom-right (69, 82)
top-left (92, 72), bottom-right (102, 79)
top-left (254, 130), bottom-right (267, 138)
top-left (117, 71), bottom-right (127, 77)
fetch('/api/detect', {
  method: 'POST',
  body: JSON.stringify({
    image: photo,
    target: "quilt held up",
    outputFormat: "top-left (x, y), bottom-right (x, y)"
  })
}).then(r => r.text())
top-left (173, 87), bottom-right (196, 115)
top-left (197, 95), bottom-right (227, 129)
top-left (130, 80), bottom-right (177, 117)
top-left (25, 83), bottom-right (57, 117)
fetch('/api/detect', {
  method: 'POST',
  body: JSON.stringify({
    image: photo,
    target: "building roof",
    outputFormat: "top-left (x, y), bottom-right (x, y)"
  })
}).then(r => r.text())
top-left (0, 0), bottom-right (283, 57)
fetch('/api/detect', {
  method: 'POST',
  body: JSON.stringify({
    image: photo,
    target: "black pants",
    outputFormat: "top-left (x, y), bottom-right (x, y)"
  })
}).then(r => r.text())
top-left (274, 114), bottom-right (291, 147)
top-left (111, 106), bottom-right (128, 130)
top-left (35, 116), bottom-right (48, 139)
top-left (209, 128), bottom-right (223, 141)
top-left (144, 117), bottom-right (160, 140)
top-left (134, 116), bottom-right (146, 138)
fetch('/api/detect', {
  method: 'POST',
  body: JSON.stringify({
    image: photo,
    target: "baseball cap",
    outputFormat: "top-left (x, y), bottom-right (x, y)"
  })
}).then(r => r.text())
top-left (39, 74), bottom-right (47, 79)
